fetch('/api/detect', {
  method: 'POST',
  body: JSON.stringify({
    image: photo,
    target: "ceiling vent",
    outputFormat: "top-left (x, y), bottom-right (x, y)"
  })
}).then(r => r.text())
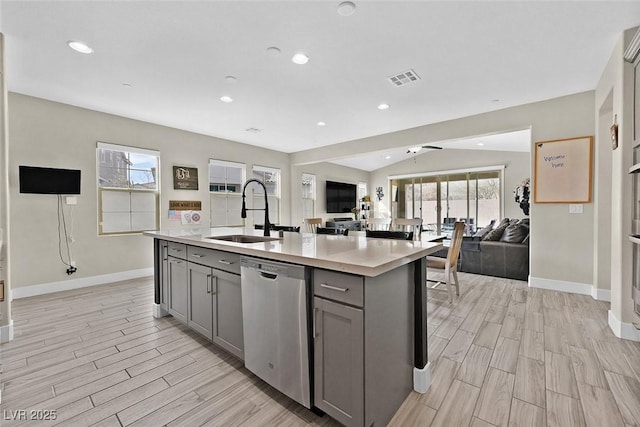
top-left (245, 127), bottom-right (262, 133)
top-left (387, 69), bottom-right (420, 87)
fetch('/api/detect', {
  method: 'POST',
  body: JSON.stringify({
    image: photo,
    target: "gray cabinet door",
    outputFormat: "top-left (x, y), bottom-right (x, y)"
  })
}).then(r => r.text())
top-left (160, 241), bottom-right (169, 310)
top-left (313, 297), bottom-right (364, 427)
top-left (168, 257), bottom-right (188, 324)
top-left (187, 262), bottom-right (214, 340)
top-left (212, 269), bottom-right (244, 359)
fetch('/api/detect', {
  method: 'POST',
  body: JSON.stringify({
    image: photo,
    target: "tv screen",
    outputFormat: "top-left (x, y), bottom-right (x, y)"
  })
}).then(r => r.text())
top-left (326, 181), bottom-right (357, 213)
top-left (19, 166), bottom-right (81, 195)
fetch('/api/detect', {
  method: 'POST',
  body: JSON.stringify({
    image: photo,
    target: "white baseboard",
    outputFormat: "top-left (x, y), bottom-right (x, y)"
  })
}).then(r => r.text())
top-left (0, 319), bottom-right (14, 343)
top-left (592, 288), bottom-right (612, 302)
top-left (413, 362), bottom-right (432, 394)
top-left (608, 310), bottom-right (640, 342)
top-left (11, 268), bottom-right (154, 299)
top-left (528, 276), bottom-right (611, 302)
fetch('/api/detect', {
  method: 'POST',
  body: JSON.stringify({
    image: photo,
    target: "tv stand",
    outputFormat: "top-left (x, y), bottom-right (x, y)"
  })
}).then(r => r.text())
top-left (325, 219), bottom-right (362, 231)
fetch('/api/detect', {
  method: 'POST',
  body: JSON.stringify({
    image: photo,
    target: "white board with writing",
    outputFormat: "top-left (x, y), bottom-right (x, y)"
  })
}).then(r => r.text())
top-left (534, 136), bottom-right (593, 203)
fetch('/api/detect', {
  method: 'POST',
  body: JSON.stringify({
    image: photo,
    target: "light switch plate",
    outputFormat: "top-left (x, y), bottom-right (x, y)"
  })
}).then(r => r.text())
top-left (569, 204), bottom-right (583, 214)
top-left (65, 196), bottom-right (77, 205)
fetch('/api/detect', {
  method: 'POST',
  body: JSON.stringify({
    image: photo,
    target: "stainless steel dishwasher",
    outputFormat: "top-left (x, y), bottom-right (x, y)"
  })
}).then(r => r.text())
top-left (240, 256), bottom-right (311, 408)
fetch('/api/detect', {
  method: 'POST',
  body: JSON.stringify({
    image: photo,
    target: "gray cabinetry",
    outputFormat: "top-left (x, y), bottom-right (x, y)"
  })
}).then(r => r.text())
top-left (164, 242), bottom-right (244, 359)
top-left (187, 262), bottom-right (214, 339)
top-left (211, 269), bottom-right (243, 359)
top-left (313, 266), bottom-right (414, 427)
top-left (313, 296), bottom-right (363, 427)
top-left (167, 256), bottom-right (188, 324)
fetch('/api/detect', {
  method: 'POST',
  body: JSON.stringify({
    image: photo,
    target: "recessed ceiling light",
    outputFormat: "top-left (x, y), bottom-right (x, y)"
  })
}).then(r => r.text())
top-left (317, 121), bottom-right (326, 126)
top-left (385, 155), bottom-right (391, 160)
top-left (225, 76), bottom-right (237, 84)
top-left (477, 142), bottom-right (484, 146)
top-left (266, 46), bottom-right (281, 56)
top-left (337, 1), bottom-right (356, 16)
top-left (67, 40), bottom-right (93, 54)
top-left (292, 52), bottom-right (309, 65)
top-left (220, 96), bottom-right (233, 103)
top-left (377, 103), bottom-right (390, 110)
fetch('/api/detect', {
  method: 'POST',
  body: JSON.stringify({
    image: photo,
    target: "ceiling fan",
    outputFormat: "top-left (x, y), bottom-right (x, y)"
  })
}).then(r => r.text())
top-left (406, 145), bottom-right (443, 154)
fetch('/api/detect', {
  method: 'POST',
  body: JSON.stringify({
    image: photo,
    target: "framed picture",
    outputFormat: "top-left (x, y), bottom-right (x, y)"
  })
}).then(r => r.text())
top-left (173, 166), bottom-right (198, 190)
top-left (534, 136), bottom-right (593, 203)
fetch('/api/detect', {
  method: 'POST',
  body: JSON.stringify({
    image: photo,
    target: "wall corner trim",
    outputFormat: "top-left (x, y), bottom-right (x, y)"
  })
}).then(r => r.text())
top-left (528, 276), bottom-right (611, 302)
top-left (608, 310), bottom-right (640, 342)
top-left (11, 268), bottom-right (154, 299)
top-left (0, 319), bottom-right (14, 343)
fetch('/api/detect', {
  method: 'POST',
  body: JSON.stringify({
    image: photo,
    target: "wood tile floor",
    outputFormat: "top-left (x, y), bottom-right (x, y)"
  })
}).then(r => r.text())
top-left (1, 273), bottom-right (639, 426)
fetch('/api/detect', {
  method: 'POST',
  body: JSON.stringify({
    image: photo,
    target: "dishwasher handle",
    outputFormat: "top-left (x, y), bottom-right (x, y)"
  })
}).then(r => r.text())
top-left (259, 271), bottom-right (278, 280)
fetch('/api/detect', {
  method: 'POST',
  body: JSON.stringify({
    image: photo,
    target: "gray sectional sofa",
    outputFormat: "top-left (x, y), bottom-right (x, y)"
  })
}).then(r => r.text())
top-left (459, 218), bottom-right (529, 281)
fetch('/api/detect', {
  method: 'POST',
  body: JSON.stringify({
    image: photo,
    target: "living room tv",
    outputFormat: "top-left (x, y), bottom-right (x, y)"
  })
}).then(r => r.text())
top-left (326, 180), bottom-right (357, 213)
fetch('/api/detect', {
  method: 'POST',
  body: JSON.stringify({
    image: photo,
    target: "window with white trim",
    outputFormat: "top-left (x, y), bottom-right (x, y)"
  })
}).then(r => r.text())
top-left (209, 159), bottom-right (246, 226)
top-left (97, 142), bottom-right (159, 235)
top-left (251, 165), bottom-right (280, 226)
top-left (301, 173), bottom-right (316, 220)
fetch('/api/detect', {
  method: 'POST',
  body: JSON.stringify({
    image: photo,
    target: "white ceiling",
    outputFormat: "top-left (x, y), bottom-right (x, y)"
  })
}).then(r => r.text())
top-left (331, 129), bottom-right (532, 171)
top-left (1, 1), bottom-right (639, 157)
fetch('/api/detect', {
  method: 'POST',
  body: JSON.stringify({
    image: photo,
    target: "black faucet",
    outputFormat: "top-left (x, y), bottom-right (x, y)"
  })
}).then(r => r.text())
top-left (241, 178), bottom-right (271, 237)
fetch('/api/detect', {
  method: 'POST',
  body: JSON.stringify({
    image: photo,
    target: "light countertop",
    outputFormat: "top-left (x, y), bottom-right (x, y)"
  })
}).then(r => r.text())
top-left (144, 227), bottom-right (442, 277)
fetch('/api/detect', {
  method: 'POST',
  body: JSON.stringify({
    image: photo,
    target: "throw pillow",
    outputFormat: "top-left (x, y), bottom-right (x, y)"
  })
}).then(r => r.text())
top-left (483, 218), bottom-right (510, 241)
top-left (522, 234), bottom-right (530, 244)
top-left (473, 225), bottom-right (493, 238)
top-left (500, 222), bottom-right (529, 243)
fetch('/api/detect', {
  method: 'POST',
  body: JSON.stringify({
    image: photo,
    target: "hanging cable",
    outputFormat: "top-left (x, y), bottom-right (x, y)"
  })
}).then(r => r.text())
top-left (57, 195), bottom-right (76, 274)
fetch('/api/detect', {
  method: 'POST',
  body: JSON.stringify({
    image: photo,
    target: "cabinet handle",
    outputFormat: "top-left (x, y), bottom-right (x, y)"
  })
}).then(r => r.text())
top-left (211, 276), bottom-right (217, 295)
top-left (313, 307), bottom-right (318, 338)
top-left (320, 283), bottom-right (349, 292)
top-left (170, 248), bottom-right (183, 252)
top-left (206, 274), bottom-right (212, 294)
top-left (191, 253), bottom-right (204, 258)
top-left (170, 259), bottom-right (182, 264)
top-left (218, 259), bottom-right (233, 265)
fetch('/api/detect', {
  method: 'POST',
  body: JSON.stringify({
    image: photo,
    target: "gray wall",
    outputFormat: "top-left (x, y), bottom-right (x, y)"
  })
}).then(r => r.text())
top-left (9, 93), bottom-right (290, 289)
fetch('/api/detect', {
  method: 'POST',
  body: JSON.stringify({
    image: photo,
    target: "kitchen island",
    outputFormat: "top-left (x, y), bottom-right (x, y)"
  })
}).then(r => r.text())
top-left (145, 227), bottom-right (442, 427)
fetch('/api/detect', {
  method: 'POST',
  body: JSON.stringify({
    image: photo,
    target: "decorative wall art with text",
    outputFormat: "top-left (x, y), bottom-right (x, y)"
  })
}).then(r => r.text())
top-left (534, 136), bottom-right (593, 203)
top-left (173, 166), bottom-right (199, 190)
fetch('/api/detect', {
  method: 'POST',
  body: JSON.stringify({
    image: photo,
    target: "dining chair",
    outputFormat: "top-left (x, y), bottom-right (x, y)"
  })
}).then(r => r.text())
top-left (365, 230), bottom-right (414, 240)
top-left (367, 217), bottom-right (391, 231)
top-left (303, 218), bottom-right (323, 233)
top-left (392, 218), bottom-right (423, 240)
top-left (426, 221), bottom-right (465, 303)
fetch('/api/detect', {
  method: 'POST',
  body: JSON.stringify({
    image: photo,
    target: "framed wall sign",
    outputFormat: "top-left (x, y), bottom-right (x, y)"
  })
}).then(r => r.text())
top-left (173, 166), bottom-right (198, 190)
top-left (534, 136), bottom-right (593, 203)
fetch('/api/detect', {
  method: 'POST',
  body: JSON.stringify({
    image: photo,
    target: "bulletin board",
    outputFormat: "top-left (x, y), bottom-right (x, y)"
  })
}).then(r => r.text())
top-left (534, 136), bottom-right (593, 203)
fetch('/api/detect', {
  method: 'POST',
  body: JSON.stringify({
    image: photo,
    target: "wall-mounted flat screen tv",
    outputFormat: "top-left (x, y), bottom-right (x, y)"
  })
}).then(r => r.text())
top-left (326, 180), bottom-right (357, 213)
top-left (19, 166), bottom-right (81, 195)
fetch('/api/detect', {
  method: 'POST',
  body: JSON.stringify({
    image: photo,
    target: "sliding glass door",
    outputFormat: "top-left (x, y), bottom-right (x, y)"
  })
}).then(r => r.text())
top-left (390, 169), bottom-right (502, 234)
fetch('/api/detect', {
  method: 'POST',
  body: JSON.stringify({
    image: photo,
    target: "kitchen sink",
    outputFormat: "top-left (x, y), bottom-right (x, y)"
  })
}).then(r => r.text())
top-left (206, 235), bottom-right (281, 244)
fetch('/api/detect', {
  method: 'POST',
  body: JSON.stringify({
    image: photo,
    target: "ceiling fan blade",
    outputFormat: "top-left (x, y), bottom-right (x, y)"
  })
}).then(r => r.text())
top-left (421, 145), bottom-right (443, 150)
